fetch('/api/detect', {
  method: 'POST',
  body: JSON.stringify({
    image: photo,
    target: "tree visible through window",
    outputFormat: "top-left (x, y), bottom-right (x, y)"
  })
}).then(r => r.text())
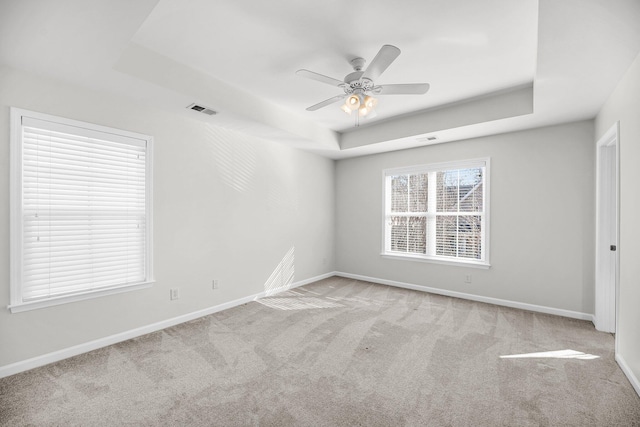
top-left (383, 160), bottom-right (489, 266)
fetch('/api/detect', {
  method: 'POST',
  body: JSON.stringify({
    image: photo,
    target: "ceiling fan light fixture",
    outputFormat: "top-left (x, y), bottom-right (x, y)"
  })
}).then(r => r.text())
top-left (364, 95), bottom-right (378, 109)
top-left (358, 95), bottom-right (378, 117)
top-left (340, 103), bottom-right (352, 115)
top-left (346, 94), bottom-right (360, 110)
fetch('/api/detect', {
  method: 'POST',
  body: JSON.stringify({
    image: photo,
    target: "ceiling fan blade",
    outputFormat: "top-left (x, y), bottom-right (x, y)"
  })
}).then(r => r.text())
top-left (362, 45), bottom-right (401, 81)
top-left (296, 69), bottom-right (344, 87)
top-left (376, 83), bottom-right (430, 95)
top-left (306, 95), bottom-right (346, 111)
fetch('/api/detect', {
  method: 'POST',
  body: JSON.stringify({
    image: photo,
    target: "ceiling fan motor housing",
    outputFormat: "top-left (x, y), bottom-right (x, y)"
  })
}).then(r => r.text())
top-left (344, 57), bottom-right (375, 94)
top-left (344, 73), bottom-right (374, 95)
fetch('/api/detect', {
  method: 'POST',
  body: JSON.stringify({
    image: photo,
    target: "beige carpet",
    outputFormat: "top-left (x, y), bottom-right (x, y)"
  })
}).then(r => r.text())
top-left (1, 277), bottom-right (639, 426)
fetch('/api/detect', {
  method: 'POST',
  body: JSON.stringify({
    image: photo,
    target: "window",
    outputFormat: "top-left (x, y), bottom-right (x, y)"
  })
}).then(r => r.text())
top-left (383, 158), bottom-right (489, 267)
top-left (9, 108), bottom-right (154, 312)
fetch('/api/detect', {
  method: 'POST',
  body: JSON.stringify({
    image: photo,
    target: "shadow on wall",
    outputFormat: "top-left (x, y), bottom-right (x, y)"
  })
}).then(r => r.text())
top-left (205, 124), bottom-right (257, 193)
top-left (262, 246), bottom-right (295, 296)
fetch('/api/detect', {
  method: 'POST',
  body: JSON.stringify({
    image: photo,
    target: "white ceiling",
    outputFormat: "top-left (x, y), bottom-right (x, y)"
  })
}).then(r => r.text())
top-left (1, 0), bottom-right (640, 158)
top-left (131, 0), bottom-right (538, 131)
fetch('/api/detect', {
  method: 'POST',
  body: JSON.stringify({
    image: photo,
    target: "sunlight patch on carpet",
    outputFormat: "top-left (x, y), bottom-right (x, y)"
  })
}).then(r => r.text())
top-left (500, 349), bottom-right (599, 360)
top-left (257, 297), bottom-right (343, 310)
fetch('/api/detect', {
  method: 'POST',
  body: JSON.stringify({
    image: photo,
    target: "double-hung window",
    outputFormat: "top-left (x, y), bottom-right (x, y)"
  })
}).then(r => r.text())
top-left (383, 158), bottom-right (489, 267)
top-left (10, 108), bottom-right (154, 312)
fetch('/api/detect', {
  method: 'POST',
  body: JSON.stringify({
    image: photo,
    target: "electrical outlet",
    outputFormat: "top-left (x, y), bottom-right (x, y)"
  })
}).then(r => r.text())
top-left (465, 274), bottom-right (472, 284)
top-left (212, 279), bottom-right (219, 290)
top-left (170, 288), bottom-right (180, 300)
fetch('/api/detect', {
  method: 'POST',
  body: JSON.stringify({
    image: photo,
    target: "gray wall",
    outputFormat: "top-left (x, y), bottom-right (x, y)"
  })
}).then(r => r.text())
top-left (596, 52), bottom-right (640, 388)
top-left (336, 122), bottom-right (595, 314)
top-left (0, 63), bottom-right (606, 372)
top-left (0, 66), bottom-right (335, 367)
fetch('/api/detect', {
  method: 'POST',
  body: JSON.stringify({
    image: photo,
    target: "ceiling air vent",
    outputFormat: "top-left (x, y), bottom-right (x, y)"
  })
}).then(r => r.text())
top-left (187, 103), bottom-right (217, 116)
top-left (416, 135), bottom-right (437, 142)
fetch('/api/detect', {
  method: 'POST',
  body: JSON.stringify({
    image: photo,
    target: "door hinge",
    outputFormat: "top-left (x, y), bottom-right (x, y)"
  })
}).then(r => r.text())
top-left (610, 245), bottom-right (617, 251)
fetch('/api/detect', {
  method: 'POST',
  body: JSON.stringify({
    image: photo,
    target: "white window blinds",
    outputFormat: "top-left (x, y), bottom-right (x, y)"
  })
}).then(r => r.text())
top-left (383, 159), bottom-right (489, 267)
top-left (10, 110), bottom-right (153, 310)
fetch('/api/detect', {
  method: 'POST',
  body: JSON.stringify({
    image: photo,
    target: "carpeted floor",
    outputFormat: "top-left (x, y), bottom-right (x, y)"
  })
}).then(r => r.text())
top-left (1, 276), bottom-right (639, 426)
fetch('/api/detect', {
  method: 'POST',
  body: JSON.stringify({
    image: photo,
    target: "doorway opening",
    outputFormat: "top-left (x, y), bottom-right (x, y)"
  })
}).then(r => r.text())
top-left (595, 122), bottom-right (619, 333)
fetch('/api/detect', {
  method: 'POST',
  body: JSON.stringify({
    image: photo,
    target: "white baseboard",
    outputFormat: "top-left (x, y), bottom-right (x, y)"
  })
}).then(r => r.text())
top-left (335, 271), bottom-right (594, 322)
top-left (0, 272), bottom-right (334, 379)
top-left (616, 353), bottom-right (640, 397)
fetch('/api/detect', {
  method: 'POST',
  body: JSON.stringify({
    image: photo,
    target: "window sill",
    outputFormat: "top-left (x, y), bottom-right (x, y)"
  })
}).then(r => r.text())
top-left (381, 252), bottom-right (490, 269)
top-left (8, 281), bottom-right (155, 313)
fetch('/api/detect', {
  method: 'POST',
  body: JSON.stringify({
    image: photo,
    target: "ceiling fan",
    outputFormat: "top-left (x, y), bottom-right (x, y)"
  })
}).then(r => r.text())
top-left (296, 45), bottom-right (430, 119)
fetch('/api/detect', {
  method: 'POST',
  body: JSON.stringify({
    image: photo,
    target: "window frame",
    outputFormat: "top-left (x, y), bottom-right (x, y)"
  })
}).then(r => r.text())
top-left (381, 158), bottom-right (490, 269)
top-left (9, 107), bottom-right (154, 313)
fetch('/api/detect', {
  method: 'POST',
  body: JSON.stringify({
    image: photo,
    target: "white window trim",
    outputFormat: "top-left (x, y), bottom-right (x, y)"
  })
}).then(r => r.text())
top-left (9, 107), bottom-right (155, 313)
top-left (381, 157), bottom-right (491, 268)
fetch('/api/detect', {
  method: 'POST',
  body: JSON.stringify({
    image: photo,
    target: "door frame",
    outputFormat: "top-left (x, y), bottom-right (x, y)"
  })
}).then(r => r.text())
top-left (594, 122), bottom-right (619, 334)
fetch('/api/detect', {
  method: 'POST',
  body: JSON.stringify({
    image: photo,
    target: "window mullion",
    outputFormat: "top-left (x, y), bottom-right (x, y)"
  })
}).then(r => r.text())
top-left (427, 171), bottom-right (437, 256)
